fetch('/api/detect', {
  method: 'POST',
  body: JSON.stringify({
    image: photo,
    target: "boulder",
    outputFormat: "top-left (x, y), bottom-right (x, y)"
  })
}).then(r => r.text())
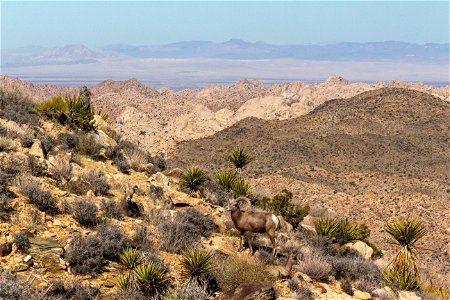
top-left (399, 291), bottom-right (422, 300)
top-left (170, 191), bottom-right (201, 207)
top-left (47, 150), bottom-right (72, 179)
top-left (162, 168), bottom-right (183, 179)
top-left (88, 130), bottom-right (117, 148)
top-left (28, 237), bottom-right (66, 271)
top-left (29, 139), bottom-right (45, 158)
top-left (220, 281), bottom-right (276, 300)
top-left (152, 172), bottom-right (170, 186)
top-left (93, 114), bottom-right (109, 131)
top-left (345, 241), bottom-right (373, 260)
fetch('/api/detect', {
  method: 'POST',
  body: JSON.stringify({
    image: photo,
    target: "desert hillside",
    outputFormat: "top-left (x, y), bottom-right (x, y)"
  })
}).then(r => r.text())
top-left (170, 88), bottom-right (450, 286)
top-left (1, 75), bottom-right (449, 155)
top-left (2, 87), bottom-right (434, 300)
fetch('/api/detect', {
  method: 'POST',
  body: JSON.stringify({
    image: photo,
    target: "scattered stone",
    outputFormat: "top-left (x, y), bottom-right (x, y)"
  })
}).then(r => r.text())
top-left (399, 291), bottom-right (422, 300)
top-left (14, 263), bottom-right (30, 272)
top-left (24, 255), bottom-right (33, 262)
top-left (103, 281), bottom-right (115, 288)
top-left (0, 242), bottom-right (13, 257)
top-left (162, 168), bottom-right (183, 178)
top-left (29, 139), bottom-right (45, 158)
top-left (86, 190), bottom-right (95, 197)
top-left (353, 289), bottom-right (371, 299)
top-left (29, 237), bottom-right (66, 271)
top-left (220, 281), bottom-right (276, 300)
top-left (345, 240), bottom-right (373, 260)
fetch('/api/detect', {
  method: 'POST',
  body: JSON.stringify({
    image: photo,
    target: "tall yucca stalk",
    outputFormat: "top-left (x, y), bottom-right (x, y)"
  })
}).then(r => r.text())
top-left (228, 147), bottom-right (253, 179)
top-left (383, 219), bottom-right (426, 290)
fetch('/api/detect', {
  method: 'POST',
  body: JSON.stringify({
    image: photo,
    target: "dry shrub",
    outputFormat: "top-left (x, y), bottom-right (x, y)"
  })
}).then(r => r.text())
top-left (0, 89), bottom-right (40, 126)
top-left (72, 198), bottom-right (98, 228)
top-left (297, 254), bottom-right (332, 281)
top-left (100, 198), bottom-right (124, 220)
top-left (65, 234), bottom-right (105, 275)
top-left (17, 176), bottom-right (59, 214)
top-left (0, 136), bottom-right (15, 152)
top-left (75, 133), bottom-right (103, 159)
top-left (214, 254), bottom-right (274, 292)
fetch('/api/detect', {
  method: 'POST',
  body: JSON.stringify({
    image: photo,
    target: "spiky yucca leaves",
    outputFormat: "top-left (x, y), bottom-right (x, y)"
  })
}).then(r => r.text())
top-left (228, 147), bottom-right (253, 178)
top-left (119, 248), bottom-right (141, 269)
top-left (383, 219), bottom-right (426, 291)
top-left (180, 166), bottom-right (207, 195)
top-left (335, 219), bottom-right (369, 244)
top-left (35, 92), bottom-right (94, 131)
top-left (118, 272), bottom-right (137, 290)
top-left (314, 218), bottom-right (369, 244)
top-left (230, 178), bottom-right (249, 198)
top-left (180, 248), bottom-right (214, 283)
top-left (214, 169), bottom-right (236, 191)
top-left (383, 268), bottom-right (420, 291)
top-left (315, 218), bottom-right (339, 238)
top-left (134, 262), bottom-right (169, 295)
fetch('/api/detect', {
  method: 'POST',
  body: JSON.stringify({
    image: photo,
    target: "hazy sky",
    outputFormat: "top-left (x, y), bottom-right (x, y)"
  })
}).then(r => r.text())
top-left (1, 1), bottom-right (449, 49)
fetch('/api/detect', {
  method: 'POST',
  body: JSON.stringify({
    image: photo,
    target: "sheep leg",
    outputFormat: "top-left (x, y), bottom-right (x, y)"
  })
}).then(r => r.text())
top-left (267, 230), bottom-right (277, 256)
top-left (238, 231), bottom-right (244, 251)
top-left (245, 231), bottom-right (253, 255)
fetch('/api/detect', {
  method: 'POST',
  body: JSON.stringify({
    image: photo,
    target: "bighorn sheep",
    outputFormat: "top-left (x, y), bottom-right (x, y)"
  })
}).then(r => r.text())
top-left (227, 196), bottom-right (281, 256)
top-left (124, 184), bottom-right (141, 217)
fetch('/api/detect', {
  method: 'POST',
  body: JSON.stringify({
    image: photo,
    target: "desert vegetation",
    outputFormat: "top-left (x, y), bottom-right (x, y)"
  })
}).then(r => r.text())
top-left (0, 86), bottom-right (448, 300)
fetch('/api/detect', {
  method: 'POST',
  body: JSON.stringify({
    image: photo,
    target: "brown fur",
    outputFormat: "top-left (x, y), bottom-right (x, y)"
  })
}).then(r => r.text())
top-left (228, 197), bottom-right (278, 256)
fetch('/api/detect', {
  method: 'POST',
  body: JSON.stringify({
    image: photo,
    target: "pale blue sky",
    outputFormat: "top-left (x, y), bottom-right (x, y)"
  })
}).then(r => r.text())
top-left (1, 1), bottom-right (449, 49)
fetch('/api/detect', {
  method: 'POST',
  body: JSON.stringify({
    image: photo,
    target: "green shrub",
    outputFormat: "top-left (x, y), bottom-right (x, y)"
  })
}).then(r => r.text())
top-left (119, 248), bottom-right (141, 269)
top-left (36, 93), bottom-right (94, 131)
top-left (180, 166), bottom-right (207, 195)
top-left (180, 248), bottom-right (214, 283)
top-left (134, 263), bottom-right (169, 296)
top-left (262, 189), bottom-right (309, 228)
top-left (214, 169), bottom-right (235, 191)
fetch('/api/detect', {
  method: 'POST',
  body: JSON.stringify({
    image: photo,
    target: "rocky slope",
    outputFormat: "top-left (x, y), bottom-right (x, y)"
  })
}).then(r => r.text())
top-left (0, 92), bottom-right (416, 300)
top-left (170, 88), bottom-right (450, 287)
top-left (1, 75), bottom-right (449, 155)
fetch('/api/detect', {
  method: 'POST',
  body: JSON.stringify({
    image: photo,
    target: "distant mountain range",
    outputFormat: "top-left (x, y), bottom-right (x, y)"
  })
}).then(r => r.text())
top-left (2, 40), bottom-right (448, 67)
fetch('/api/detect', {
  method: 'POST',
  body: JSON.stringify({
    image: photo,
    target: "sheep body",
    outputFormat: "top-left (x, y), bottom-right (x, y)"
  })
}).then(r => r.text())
top-left (228, 197), bottom-right (279, 256)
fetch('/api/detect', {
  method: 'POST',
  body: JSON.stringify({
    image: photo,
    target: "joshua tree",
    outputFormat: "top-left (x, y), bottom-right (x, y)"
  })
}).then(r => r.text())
top-left (383, 219), bottom-right (426, 291)
top-left (228, 146), bottom-right (253, 179)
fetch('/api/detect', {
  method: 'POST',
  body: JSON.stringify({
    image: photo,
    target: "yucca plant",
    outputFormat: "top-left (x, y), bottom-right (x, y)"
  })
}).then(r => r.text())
top-left (383, 219), bottom-right (426, 291)
top-left (214, 168), bottom-right (236, 191)
top-left (383, 268), bottom-right (420, 291)
top-left (230, 178), bottom-right (249, 198)
top-left (180, 248), bottom-right (214, 283)
top-left (119, 248), bottom-right (141, 269)
top-left (314, 218), bottom-right (339, 239)
top-left (228, 146), bottom-right (253, 179)
top-left (335, 219), bottom-right (369, 244)
top-left (118, 272), bottom-right (137, 290)
top-left (180, 166), bottom-right (207, 195)
top-left (134, 262), bottom-right (169, 295)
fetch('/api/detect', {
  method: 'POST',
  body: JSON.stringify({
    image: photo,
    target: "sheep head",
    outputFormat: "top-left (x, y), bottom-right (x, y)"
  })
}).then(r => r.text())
top-left (227, 196), bottom-right (251, 212)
